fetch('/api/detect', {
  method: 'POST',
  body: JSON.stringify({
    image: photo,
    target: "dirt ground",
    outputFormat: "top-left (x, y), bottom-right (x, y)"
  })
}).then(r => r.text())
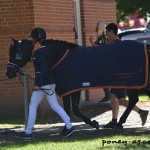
top-left (0, 100), bottom-right (150, 143)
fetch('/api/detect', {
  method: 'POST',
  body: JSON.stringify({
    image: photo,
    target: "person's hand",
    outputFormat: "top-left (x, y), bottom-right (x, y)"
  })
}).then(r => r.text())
top-left (89, 35), bottom-right (93, 42)
top-left (33, 85), bottom-right (40, 91)
top-left (89, 36), bottom-right (94, 46)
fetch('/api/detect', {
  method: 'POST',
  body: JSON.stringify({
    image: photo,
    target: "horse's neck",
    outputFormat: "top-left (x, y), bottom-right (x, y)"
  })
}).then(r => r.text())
top-left (23, 40), bottom-right (34, 61)
top-left (43, 39), bottom-right (76, 67)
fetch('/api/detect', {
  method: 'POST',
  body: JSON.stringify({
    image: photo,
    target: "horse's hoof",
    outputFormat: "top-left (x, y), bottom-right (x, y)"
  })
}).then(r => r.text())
top-left (114, 123), bottom-right (124, 133)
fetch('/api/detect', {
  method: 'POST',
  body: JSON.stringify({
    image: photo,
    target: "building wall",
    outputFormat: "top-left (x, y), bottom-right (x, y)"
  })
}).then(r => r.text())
top-left (81, 0), bottom-right (116, 46)
top-left (32, 0), bottom-right (75, 41)
top-left (0, 0), bottom-right (116, 119)
top-left (0, 0), bottom-right (35, 119)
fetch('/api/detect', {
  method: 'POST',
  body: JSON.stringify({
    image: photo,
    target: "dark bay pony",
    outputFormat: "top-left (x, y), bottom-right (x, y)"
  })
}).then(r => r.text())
top-left (6, 38), bottom-right (150, 130)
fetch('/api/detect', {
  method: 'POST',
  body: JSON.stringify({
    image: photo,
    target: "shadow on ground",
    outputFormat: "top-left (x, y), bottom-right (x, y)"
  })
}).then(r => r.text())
top-left (1, 124), bottom-right (150, 144)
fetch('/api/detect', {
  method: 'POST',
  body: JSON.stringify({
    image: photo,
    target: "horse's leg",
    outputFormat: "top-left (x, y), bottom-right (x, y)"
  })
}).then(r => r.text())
top-left (116, 89), bottom-right (139, 130)
top-left (71, 91), bottom-right (92, 124)
top-left (71, 91), bottom-right (99, 130)
top-left (62, 94), bottom-right (71, 116)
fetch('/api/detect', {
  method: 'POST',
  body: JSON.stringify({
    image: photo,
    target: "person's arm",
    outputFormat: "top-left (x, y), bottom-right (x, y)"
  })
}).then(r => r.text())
top-left (73, 27), bottom-right (78, 44)
top-left (33, 48), bottom-right (49, 90)
top-left (89, 35), bottom-right (95, 46)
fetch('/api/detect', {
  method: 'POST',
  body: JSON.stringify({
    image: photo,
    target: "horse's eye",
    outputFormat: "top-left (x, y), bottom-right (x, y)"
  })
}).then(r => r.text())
top-left (16, 53), bottom-right (22, 60)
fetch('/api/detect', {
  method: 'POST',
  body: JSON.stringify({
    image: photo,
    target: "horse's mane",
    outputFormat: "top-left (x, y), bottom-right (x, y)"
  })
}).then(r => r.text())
top-left (20, 39), bottom-right (34, 52)
top-left (43, 39), bottom-right (78, 52)
top-left (20, 39), bottom-right (78, 53)
top-left (15, 39), bottom-right (79, 67)
top-left (42, 39), bottom-right (79, 67)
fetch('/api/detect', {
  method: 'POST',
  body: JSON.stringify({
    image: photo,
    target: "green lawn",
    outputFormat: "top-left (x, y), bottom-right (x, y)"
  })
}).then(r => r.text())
top-left (0, 134), bottom-right (150, 150)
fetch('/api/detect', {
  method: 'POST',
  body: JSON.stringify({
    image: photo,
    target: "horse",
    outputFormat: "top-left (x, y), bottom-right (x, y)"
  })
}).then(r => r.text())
top-left (6, 38), bottom-right (150, 130)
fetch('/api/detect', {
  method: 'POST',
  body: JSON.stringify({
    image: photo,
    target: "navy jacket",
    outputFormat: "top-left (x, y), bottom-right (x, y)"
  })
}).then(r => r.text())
top-left (32, 46), bottom-right (54, 87)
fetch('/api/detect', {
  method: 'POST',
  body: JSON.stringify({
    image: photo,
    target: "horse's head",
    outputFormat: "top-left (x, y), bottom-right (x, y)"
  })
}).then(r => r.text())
top-left (6, 38), bottom-right (33, 78)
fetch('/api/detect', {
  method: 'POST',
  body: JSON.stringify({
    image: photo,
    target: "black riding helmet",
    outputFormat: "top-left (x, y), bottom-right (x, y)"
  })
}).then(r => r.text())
top-left (31, 27), bottom-right (46, 42)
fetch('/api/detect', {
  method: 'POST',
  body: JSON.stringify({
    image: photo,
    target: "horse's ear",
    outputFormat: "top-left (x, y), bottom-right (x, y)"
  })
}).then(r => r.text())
top-left (11, 37), bottom-right (17, 45)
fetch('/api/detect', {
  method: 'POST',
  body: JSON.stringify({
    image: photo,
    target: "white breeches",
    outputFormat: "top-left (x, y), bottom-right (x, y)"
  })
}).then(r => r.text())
top-left (25, 84), bottom-right (72, 134)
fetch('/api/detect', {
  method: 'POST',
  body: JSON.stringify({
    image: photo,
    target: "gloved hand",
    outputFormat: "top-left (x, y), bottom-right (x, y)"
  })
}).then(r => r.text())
top-left (33, 85), bottom-right (40, 91)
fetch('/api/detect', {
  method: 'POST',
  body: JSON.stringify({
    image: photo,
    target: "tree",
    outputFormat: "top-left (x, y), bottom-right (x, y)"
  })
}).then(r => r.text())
top-left (115, 0), bottom-right (150, 23)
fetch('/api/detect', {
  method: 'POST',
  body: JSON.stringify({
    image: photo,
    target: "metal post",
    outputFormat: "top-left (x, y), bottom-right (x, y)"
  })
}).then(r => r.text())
top-left (73, 0), bottom-right (83, 46)
top-left (23, 72), bottom-right (29, 129)
top-left (73, 0), bottom-right (85, 100)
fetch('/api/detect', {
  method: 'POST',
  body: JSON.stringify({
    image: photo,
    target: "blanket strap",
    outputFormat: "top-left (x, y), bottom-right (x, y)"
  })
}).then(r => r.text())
top-left (50, 49), bottom-right (69, 70)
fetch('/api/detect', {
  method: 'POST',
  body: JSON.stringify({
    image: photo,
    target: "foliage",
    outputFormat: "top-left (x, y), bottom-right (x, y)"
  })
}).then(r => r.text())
top-left (115, 0), bottom-right (150, 23)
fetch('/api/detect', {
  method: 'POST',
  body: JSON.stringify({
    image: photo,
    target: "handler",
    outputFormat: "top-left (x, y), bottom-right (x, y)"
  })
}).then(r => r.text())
top-left (16, 27), bottom-right (75, 139)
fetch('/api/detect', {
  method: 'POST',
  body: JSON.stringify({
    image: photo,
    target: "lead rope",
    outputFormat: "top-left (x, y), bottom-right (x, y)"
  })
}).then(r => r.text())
top-left (17, 67), bottom-right (54, 96)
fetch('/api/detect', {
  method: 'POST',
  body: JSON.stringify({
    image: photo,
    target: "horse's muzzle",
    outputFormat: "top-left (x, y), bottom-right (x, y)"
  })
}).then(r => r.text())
top-left (6, 67), bottom-right (17, 78)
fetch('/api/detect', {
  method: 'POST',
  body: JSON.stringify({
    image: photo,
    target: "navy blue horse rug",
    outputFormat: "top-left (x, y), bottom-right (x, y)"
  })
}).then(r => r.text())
top-left (52, 40), bottom-right (148, 96)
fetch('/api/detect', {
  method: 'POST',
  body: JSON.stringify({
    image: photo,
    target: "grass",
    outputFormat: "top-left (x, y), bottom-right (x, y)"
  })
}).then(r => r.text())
top-left (0, 134), bottom-right (150, 150)
top-left (128, 94), bottom-right (149, 101)
top-left (135, 95), bottom-right (149, 101)
top-left (0, 95), bottom-right (149, 150)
